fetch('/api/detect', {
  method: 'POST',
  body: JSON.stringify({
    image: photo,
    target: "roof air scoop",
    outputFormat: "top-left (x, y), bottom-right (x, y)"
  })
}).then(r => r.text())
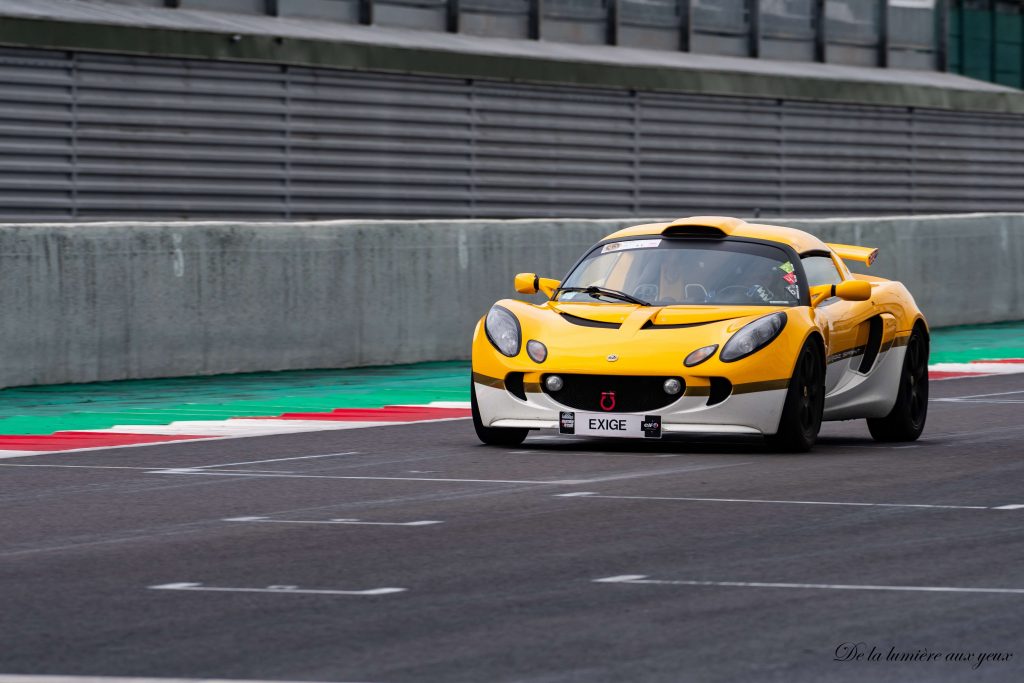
top-left (661, 225), bottom-right (727, 239)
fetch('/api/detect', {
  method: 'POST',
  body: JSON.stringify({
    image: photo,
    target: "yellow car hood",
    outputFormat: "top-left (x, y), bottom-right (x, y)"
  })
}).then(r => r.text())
top-left (497, 301), bottom-right (788, 375)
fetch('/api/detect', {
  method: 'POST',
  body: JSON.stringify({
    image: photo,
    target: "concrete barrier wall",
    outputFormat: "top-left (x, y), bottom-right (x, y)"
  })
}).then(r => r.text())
top-left (1, 214), bottom-right (1022, 388)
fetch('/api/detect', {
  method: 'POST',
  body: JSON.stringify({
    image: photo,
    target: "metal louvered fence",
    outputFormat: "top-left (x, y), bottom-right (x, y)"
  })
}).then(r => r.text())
top-left (2, 45), bottom-right (1024, 221)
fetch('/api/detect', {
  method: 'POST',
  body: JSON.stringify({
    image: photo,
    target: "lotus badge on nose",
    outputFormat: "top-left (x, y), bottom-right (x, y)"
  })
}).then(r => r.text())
top-left (607, 354), bottom-right (618, 362)
top-left (600, 391), bottom-right (616, 411)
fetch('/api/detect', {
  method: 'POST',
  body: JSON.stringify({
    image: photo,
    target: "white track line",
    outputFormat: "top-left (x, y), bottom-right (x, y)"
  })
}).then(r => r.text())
top-left (0, 676), bottom-right (377, 683)
top-left (593, 575), bottom-right (1024, 595)
top-left (149, 582), bottom-right (404, 596)
top-left (940, 389), bottom-right (1024, 400)
top-left (556, 492), bottom-right (995, 510)
top-left (152, 470), bottom-right (589, 485)
top-left (174, 450), bottom-right (359, 471)
top-left (224, 516), bottom-right (442, 526)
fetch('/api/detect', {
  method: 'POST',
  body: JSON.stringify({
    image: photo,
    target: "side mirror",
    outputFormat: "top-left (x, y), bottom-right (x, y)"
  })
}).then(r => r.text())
top-left (835, 280), bottom-right (872, 301)
top-left (809, 280), bottom-right (872, 307)
top-left (514, 273), bottom-right (539, 294)
top-left (514, 272), bottom-right (561, 299)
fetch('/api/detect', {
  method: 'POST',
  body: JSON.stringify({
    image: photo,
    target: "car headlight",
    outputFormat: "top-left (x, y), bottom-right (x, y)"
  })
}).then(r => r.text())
top-left (720, 312), bottom-right (787, 362)
top-left (485, 305), bottom-right (521, 357)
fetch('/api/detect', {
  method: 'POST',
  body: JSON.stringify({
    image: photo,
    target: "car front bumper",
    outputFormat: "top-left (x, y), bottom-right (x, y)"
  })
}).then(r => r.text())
top-left (473, 376), bottom-right (789, 437)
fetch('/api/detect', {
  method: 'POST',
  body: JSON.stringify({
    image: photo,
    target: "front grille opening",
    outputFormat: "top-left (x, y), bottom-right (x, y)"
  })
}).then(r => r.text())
top-left (505, 372), bottom-right (526, 401)
top-left (707, 377), bottom-right (732, 406)
top-left (541, 374), bottom-right (684, 413)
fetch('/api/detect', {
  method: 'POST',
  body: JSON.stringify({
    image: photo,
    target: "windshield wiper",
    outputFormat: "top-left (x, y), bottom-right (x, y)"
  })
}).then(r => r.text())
top-left (557, 286), bottom-right (650, 306)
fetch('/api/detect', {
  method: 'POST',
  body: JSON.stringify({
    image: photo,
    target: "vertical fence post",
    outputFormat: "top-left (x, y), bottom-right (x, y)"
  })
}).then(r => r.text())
top-left (680, 0), bottom-right (693, 51)
top-left (530, 0), bottom-right (544, 40)
top-left (749, 0), bottom-right (761, 58)
top-left (609, 0), bottom-right (621, 46)
top-left (815, 0), bottom-right (828, 62)
top-left (936, 0), bottom-right (950, 71)
top-left (878, 0), bottom-right (889, 67)
top-left (447, 0), bottom-right (460, 33)
top-left (359, 0), bottom-right (374, 25)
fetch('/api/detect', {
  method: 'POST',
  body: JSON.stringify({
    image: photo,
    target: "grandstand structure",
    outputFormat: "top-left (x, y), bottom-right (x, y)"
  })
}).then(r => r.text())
top-left (0, 0), bottom-right (1022, 220)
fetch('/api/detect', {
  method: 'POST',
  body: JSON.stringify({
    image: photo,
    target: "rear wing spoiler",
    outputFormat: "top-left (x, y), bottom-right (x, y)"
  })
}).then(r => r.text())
top-left (827, 243), bottom-right (879, 267)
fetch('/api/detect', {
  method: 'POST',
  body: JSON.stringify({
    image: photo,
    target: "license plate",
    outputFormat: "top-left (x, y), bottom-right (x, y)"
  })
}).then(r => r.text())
top-left (559, 412), bottom-right (661, 439)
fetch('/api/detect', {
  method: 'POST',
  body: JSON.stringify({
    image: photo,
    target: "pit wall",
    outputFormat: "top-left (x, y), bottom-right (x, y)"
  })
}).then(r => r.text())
top-left (1, 213), bottom-right (1021, 388)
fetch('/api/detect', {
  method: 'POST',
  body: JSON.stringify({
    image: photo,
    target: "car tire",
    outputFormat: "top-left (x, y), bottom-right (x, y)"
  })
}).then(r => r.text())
top-left (867, 324), bottom-right (928, 442)
top-left (471, 378), bottom-right (529, 447)
top-left (765, 338), bottom-right (825, 453)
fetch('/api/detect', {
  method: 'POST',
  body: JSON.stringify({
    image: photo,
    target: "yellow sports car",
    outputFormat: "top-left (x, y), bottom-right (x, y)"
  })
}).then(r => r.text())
top-left (470, 216), bottom-right (928, 451)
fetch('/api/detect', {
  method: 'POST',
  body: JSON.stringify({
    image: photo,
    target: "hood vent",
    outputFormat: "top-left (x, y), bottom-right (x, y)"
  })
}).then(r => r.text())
top-left (559, 312), bottom-right (621, 329)
top-left (641, 318), bottom-right (728, 330)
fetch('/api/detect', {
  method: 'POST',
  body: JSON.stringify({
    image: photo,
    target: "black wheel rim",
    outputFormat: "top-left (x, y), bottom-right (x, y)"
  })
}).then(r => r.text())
top-left (905, 334), bottom-right (928, 426)
top-left (797, 347), bottom-right (823, 434)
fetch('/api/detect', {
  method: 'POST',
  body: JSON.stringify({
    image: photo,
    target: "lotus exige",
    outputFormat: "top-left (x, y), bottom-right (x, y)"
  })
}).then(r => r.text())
top-left (470, 216), bottom-right (928, 452)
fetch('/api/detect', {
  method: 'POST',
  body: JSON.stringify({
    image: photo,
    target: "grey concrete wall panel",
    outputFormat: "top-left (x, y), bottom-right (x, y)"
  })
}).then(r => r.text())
top-left (103, 0), bottom-right (166, 7)
top-left (3, 44), bottom-right (1024, 223)
top-left (617, 24), bottom-right (682, 51)
top-left (760, 0), bottom-right (816, 62)
top-left (460, 0), bottom-right (531, 39)
top-left (543, 0), bottom-right (609, 45)
top-left (691, 0), bottom-right (750, 57)
top-left (375, 0), bottom-right (448, 32)
top-left (617, 0), bottom-right (681, 51)
top-left (179, 0), bottom-right (266, 14)
top-left (887, 3), bottom-right (937, 71)
top-left (1, 213), bottom-right (1022, 388)
top-left (279, 0), bottom-right (362, 22)
top-left (826, 0), bottom-right (880, 44)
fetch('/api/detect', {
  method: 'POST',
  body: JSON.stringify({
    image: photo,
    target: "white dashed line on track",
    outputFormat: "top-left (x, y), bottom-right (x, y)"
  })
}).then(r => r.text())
top-left (223, 516), bottom-right (443, 526)
top-left (149, 582), bottom-right (406, 596)
top-left (557, 492), bottom-right (1002, 510)
top-left (593, 575), bottom-right (1024, 595)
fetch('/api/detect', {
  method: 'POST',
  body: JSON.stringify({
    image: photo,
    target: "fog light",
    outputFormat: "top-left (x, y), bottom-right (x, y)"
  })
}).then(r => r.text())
top-left (544, 375), bottom-right (564, 392)
top-left (526, 340), bottom-right (547, 363)
top-left (663, 378), bottom-right (682, 395)
top-left (684, 344), bottom-right (718, 367)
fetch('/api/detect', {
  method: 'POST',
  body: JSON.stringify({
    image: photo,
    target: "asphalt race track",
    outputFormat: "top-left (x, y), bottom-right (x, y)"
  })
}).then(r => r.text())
top-left (1, 374), bottom-right (1022, 683)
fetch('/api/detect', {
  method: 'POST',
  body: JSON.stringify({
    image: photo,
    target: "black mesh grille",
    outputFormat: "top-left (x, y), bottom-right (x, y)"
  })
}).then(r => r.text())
top-left (542, 374), bottom-right (683, 413)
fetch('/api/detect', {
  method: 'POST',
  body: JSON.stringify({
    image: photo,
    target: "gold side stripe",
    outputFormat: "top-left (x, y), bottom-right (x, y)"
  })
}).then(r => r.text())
top-left (471, 371), bottom-right (504, 390)
top-left (732, 378), bottom-right (790, 394)
top-left (685, 386), bottom-right (711, 397)
top-left (524, 382), bottom-right (542, 393)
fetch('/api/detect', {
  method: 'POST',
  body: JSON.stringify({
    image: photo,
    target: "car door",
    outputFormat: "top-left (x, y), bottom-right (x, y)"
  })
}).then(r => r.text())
top-left (801, 254), bottom-right (877, 395)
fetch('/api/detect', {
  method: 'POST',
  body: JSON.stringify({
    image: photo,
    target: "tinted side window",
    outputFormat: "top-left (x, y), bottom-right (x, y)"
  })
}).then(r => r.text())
top-left (801, 255), bottom-right (843, 287)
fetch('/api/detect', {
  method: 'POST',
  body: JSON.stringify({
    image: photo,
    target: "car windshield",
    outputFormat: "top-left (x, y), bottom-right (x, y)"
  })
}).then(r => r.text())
top-left (557, 238), bottom-right (802, 306)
